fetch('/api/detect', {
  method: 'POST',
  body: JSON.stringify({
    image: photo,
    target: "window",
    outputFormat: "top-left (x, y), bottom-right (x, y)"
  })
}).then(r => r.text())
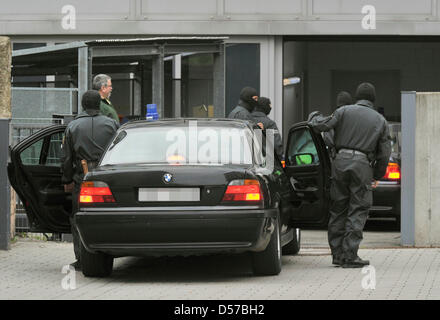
top-left (20, 139), bottom-right (43, 165)
top-left (287, 128), bottom-right (319, 166)
top-left (19, 131), bottom-right (65, 167)
top-left (46, 132), bottom-right (64, 166)
top-left (225, 43), bottom-right (260, 116)
top-left (101, 125), bottom-right (254, 166)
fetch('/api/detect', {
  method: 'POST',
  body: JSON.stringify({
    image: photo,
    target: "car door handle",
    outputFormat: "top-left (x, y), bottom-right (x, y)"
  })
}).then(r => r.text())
top-left (290, 177), bottom-right (316, 192)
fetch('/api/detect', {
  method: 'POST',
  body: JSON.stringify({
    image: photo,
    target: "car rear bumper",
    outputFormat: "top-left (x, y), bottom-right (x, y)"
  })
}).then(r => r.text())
top-left (74, 206), bottom-right (278, 256)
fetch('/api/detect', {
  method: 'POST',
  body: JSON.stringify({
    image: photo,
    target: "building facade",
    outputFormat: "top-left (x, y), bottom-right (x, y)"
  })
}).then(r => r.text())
top-left (3, 0), bottom-right (440, 140)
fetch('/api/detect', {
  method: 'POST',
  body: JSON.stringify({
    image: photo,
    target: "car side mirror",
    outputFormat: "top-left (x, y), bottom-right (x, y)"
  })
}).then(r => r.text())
top-left (294, 153), bottom-right (314, 165)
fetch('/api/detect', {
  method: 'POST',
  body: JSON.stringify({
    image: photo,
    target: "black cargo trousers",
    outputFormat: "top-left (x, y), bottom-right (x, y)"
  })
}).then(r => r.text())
top-left (68, 161), bottom-right (99, 263)
top-left (328, 152), bottom-right (373, 261)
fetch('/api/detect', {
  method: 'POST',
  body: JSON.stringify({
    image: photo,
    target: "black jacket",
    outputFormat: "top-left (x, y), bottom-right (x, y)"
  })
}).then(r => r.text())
top-left (309, 100), bottom-right (391, 180)
top-left (61, 110), bottom-right (119, 185)
top-left (251, 111), bottom-right (284, 160)
top-left (228, 100), bottom-right (255, 122)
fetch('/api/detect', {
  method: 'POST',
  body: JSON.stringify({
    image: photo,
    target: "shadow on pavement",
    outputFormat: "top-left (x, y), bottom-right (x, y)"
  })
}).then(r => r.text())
top-left (110, 253), bottom-right (257, 283)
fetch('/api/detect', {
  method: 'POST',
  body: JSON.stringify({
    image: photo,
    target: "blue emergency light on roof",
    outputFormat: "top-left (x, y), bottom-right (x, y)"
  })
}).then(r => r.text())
top-left (146, 104), bottom-right (159, 121)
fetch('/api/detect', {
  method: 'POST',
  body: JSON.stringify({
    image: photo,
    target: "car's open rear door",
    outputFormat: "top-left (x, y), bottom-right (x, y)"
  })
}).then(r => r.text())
top-left (284, 122), bottom-right (331, 228)
top-left (8, 125), bottom-right (71, 233)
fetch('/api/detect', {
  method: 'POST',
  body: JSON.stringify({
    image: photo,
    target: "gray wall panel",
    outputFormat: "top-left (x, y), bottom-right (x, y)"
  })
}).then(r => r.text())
top-left (141, 0), bottom-right (217, 19)
top-left (225, 0), bottom-right (303, 15)
top-left (0, 0), bottom-right (131, 20)
top-left (2, 0), bottom-right (440, 35)
top-left (311, 0), bottom-right (435, 21)
top-left (312, 0), bottom-right (434, 15)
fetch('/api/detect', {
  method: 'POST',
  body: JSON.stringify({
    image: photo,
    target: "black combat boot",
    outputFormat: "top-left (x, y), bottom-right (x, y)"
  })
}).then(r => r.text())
top-left (332, 255), bottom-right (344, 266)
top-left (342, 256), bottom-right (369, 268)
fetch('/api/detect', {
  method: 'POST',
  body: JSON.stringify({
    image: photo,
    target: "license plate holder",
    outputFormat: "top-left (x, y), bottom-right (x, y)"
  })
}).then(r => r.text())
top-left (138, 188), bottom-right (200, 202)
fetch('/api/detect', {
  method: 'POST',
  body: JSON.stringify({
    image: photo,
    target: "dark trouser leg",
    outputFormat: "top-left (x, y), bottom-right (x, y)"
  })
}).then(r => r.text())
top-left (328, 160), bottom-right (350, 258)
top-left (70, 184), bottom-right (81, 262)
top-left (342, 162), bottom-right (373, 261)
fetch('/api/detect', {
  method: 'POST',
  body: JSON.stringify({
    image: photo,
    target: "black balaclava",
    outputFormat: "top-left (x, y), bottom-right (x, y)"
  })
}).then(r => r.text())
top-left (255, 97), bottom-right (272, 115)
top-left (239, 86), bottom-right (259, 112)
top-left (82, 90), bottom-right (101, 115)
top-left (355, 82), bottom-right (376, 103)
top-left (336, 91), bottom-right (353, 108)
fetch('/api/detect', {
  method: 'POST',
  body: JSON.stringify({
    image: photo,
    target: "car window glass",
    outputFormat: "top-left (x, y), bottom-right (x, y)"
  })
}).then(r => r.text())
top-left (287, 128), bottom-right (320, 166)
top-left (20, 138), bottom-right (43, 165)
top-left (46, 132), bottom-right (64, 167)
top-left (101, 125), bottom-right (254, 166)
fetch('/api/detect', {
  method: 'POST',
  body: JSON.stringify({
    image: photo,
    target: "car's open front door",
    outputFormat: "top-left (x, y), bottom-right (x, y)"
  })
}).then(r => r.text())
top-left (285, 122), bottom-right (331, 228)
top-left (8, 125), bottom-right (71, 233)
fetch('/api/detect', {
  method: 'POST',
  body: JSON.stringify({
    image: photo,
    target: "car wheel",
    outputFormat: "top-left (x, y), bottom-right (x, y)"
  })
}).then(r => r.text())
top-left (252, 214), bottom-right (282, 276)
top-left (282, 228), bottom-right (301, 255)
top-left (80, 241), bottom-right (114, 277)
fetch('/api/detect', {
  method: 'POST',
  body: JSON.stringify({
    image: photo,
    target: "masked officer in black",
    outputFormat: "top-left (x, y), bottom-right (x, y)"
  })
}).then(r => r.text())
top-left (228, 86), bottom-right (258, 121)
top-left (228, 86), bottom-right (264, 129)
top-left (251, 97), bottom-right (284, 160)
top-left (321, 91), bottom-right (353, 159)
top-left (61, 90), bottom-right (119, 269)
top-left (308, 83), bottom-right (391, 268)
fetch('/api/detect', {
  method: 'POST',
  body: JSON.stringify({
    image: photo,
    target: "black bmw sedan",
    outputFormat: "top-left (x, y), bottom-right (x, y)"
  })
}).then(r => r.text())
top-left (8, 119), bottom-right (332, 277)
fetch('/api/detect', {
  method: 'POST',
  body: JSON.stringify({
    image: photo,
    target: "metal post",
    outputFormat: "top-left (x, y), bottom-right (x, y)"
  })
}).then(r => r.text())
top-left (401, 91), bottom-right (416, 246)
top-left (172, 54), bottom-right (182, 118)
top-left (131, 73), bottom-right (142, 116)
top-left (213, 44), bottom-right (225, 117)
top-left (0, 37), bottom-right (11, 250)
top-left (152, 48), bottom-right (165, 119)
top-left (0, 119), bottom-right (11, 250)
top-left (77, 46), bottom-right (91, 114)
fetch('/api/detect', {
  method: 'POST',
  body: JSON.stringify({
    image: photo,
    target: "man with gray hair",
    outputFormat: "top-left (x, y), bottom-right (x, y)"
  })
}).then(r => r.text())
top-left (92, 74), bottom-right (119, 123)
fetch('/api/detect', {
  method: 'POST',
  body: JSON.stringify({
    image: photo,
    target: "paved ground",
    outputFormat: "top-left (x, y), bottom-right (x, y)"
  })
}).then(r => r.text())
top-left (1, 229), bottom-right (440, 300)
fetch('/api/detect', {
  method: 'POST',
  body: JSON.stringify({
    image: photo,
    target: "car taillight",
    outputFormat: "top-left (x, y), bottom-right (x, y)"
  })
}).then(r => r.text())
top-left (384, 162), bottom-right (401, 180)
top-left (222, 179), bottom-right (263, 202)
top-left (79, 181), bottom-right (115, 204)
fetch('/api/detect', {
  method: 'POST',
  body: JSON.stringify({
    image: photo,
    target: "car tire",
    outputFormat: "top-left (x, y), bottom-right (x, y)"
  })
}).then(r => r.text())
top-left (282, 228), bottom-right (301, 255)
top-left (80, 242), bottom-right (114, 277)
top-left (252, 214), bottom-right (282, 276)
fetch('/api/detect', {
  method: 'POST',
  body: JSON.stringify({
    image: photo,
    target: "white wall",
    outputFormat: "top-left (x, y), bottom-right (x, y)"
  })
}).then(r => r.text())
top-left (414, 93), bottom-right (440, 246)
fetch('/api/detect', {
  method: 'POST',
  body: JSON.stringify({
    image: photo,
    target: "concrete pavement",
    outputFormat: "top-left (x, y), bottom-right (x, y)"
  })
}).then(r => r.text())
top-left (0, 231), bottom-right (439, 300)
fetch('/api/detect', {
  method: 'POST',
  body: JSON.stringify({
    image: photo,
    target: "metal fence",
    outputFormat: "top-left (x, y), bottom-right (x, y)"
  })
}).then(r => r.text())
top-left (11, 87), bottom-right (76, 119)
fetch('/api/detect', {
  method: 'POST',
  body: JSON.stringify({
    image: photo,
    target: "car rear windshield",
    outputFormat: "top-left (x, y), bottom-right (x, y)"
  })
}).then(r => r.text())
top-left (100, 124), bottom-right (255, 166)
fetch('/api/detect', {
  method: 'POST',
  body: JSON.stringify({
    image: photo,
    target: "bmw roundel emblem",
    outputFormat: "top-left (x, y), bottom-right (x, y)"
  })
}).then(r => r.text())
top-left (163, 173), bottom-right (173, 183)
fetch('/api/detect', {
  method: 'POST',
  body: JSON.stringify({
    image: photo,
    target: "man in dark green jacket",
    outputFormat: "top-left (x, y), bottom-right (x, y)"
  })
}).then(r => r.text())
top-left (92, 74), bottom-right (119, 123)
